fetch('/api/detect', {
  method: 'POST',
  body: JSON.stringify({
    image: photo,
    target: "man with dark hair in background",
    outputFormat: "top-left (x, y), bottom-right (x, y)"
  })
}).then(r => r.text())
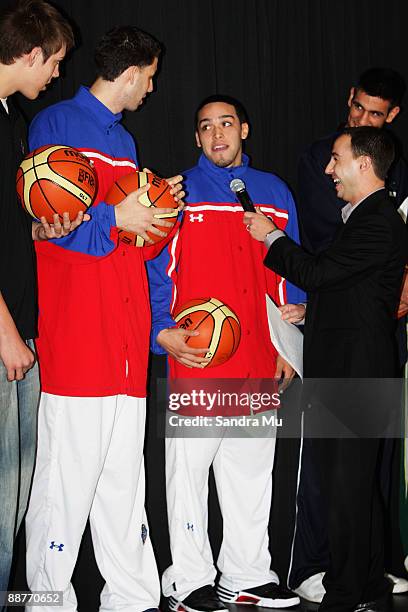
top-left (24, 25), bottom-right (183, 612)
top-left (246, 125), bottom-right (408, 612)
top-left (0, 0), bottom-right (80, 604)
top-left (147, 94), bottom-right (305, 612)
top-left (287, 68), bottom-right (408, 603)
top-left (297, 67), bottom-right (407, 252)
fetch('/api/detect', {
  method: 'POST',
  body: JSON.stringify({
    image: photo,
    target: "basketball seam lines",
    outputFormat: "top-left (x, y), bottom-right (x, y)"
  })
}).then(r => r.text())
top-left (45, 160), bottom-right (95, 198)
top-left (178, 302), bottom-right (230, 364)
top-left (151, 182), bottom-right (170, 206)
top-left (32, 161), bottom-right (60, 219)
top-left (225, 316), bottom-right (239, 356)
top-left (114, 181), bottom-right (129, 198)
top-left (210, 317), bottom-right (224, 361)
top-left (20, 154), bottom-right (90, 173)
top-left (183, 312), bottom-right (215, 344)
top-left (36, 178), bottom-right (88, 216)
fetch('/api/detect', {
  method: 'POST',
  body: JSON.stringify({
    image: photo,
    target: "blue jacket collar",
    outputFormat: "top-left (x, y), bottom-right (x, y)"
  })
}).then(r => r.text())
top-left (198, 152), bottom-right (250, 178)
top-left (75, 86), bottom-right (122, 132)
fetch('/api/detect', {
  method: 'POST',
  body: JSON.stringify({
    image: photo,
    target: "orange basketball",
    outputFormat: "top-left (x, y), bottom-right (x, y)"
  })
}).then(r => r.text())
top-left (104, 171), bottom-right (178, 247)
top-left (16, 145), bottom-right (97, 222)
top-left (173, 297), bottom-right (241, 368)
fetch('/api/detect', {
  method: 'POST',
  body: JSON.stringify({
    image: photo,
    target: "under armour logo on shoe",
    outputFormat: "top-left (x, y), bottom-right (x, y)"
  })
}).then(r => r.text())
top-left (186, 522), bottom-right (194, 531)
top-left (49, 541), bottom-right (64, 551)
top-left (141, 523), bottom-right (147, 545)
top-left (189, 214), bottom-right (204, 223)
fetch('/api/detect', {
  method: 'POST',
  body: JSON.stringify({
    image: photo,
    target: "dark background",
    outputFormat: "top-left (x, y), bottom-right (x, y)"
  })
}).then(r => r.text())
top-left (4, 0), bottom-right (408, 609)
top-left (8, 0), bottom-right (408, 188)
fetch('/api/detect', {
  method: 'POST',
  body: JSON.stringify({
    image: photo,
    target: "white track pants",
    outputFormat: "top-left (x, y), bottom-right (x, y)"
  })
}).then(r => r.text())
top-left (162, 432), bottom-right (278, 600)
top-left (25, 393), bottom-right (159, 612)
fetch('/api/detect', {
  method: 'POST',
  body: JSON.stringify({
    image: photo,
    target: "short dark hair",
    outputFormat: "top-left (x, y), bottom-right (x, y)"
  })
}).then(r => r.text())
top-left (195, 94), bottom-right (249, 127)
top-left (356, 67), bottom-right (406, 109)
top-left (0, 0), bottom-right (74, 64)
top-left (342, 126), bottom-right (395, 180)
top-left (94, 26), bottom-right (162, 81)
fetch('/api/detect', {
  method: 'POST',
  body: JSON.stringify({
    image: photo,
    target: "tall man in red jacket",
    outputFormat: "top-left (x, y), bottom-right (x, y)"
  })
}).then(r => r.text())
top-left (25, 25), bottom-right (182, 612)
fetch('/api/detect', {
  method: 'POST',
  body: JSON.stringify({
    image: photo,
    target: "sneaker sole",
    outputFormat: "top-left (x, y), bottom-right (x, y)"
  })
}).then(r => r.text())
top-left (168, 600), bottom-right (228, 612)
top-left (218, 592), bottom-right (300, 609)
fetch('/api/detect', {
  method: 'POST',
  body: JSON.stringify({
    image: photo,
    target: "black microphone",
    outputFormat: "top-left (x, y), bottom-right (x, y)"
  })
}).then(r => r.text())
top-left (230, 178), bottom-right (256, 212)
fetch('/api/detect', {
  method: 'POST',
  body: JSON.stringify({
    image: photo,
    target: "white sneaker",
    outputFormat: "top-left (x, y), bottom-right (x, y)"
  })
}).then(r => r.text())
top-left (293, 572), bottom-right (325, 604)
top-left (385, 572), bottom-right (408, 594)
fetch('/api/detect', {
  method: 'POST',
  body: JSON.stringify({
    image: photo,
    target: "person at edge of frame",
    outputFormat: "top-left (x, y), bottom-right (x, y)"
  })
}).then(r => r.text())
top-left (0, 1), bottom-right (88, 608)
top-left (289, 67), bottom-right (408, 604)
top-left (245, 125), bottom-right (407, 612)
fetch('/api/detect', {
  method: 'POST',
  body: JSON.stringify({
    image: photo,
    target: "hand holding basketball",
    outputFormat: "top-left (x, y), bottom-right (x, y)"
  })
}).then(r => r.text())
top-left (32, 210), bottom-right (90, 241)
top-left (162, 173), bottom-right (185, 207)
top-left (157, 327), bottom-right (210, 368)
top-left (173, 298), bottom-right (241, 368)
top-left (105, 170), bottom-right (180, 247)
top-left (143, 168), bottom-right (185, 207)
top-left (114, 185), bottom-right (176, 244)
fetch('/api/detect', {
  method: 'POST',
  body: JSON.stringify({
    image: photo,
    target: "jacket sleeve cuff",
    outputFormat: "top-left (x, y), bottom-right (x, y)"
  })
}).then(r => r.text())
top-left (264, 229), bottom-right (286, 249)
top-left (150, 317), bottom-right (176, 354)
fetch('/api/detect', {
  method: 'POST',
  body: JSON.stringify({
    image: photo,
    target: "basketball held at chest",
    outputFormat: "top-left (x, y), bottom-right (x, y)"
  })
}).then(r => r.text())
top-left (104, 171), bottom-right (178, 247)
top-left (174, 298), bottom-right (241, 368)
top-left (16, 145), bottom-right (97, 223)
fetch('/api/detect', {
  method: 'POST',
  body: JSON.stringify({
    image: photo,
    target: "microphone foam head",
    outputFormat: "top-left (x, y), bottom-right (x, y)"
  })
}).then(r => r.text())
top-left (230, 178), bottom-right (245, 193)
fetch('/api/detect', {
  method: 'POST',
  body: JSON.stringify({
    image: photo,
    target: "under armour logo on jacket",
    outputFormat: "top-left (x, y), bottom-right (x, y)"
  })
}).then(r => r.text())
top-left (189, 214), bottom-right (204, 223)
top-left (186, 523), bottom-right (194, 531)
top-left (49, 541), bottom-right (64, 551)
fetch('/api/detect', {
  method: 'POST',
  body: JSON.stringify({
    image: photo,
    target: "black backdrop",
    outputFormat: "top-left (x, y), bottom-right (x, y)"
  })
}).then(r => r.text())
top-left (6, 0), bottom-right (408, 188)
top-left (5, 0), bottom-right (408, 609)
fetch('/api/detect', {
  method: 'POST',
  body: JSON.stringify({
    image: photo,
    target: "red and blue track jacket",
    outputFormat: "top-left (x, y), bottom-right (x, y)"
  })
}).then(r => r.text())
top-left (147, 153), bottom-right (306, 379)
top-left (30, 86), bottom-right (164, 397)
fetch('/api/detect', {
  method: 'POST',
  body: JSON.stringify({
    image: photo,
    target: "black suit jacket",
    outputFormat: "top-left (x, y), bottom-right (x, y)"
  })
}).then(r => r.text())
top-left (296, 131), bottom-right (408, 254)
top-left (265, 190), bottom-right (407, 379)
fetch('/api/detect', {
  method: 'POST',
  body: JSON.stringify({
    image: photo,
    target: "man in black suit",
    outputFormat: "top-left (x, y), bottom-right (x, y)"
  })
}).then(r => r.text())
top-left (244, 126), bottom-right (407, 612)
top-left (288, 68), bottom-right (408, 601)
top-left (286, 68), bottom-right (408, 604)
